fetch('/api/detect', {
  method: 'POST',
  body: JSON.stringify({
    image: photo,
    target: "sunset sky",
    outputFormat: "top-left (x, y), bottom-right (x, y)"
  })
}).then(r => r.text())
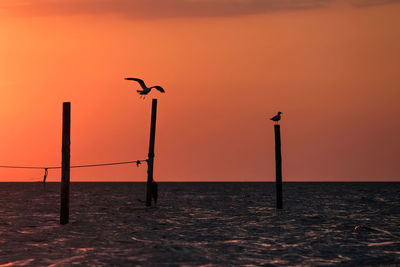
top-left (0, 0), bottom-right (399, 182)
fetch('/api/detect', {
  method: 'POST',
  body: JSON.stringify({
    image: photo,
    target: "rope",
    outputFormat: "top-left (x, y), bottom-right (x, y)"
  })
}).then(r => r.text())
top-left (0, 159), bottom-right (147, 170)
top-left (0, 159), bottom-right (148, 182)
top-left (0, 165), bottom-right (49, 169)
top-left (70, 160), bottom-right (147, 169)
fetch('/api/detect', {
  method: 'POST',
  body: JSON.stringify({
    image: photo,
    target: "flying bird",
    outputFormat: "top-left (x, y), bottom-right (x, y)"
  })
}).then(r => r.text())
top-left (125, 78), bottom-right (165, 98)
top-left (270, 112), bottom-right (282, 123)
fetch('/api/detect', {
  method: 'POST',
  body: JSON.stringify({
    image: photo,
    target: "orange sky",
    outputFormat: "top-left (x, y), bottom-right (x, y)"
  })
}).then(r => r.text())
top-left (0, 0), bottom-right (399, 181)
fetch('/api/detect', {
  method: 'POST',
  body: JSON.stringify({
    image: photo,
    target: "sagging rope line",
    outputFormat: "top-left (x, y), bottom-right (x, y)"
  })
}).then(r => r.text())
top-left (0, 160), bottom-right (148, 183)
top-left (0, 159), bottom-right (148, 170)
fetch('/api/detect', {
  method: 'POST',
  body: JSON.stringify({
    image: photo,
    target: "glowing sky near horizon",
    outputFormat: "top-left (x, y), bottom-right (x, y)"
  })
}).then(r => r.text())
top-left (0, 0), bottom-right (399, 181)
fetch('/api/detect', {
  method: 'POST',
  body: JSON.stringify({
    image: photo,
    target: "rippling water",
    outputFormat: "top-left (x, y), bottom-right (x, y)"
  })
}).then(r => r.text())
top-left (0, 182), bottom-right (399, 266)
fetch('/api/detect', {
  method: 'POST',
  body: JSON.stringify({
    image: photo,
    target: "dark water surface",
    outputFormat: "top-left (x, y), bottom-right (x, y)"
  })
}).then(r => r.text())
top-left (0, 182), bottom-right (399, 266)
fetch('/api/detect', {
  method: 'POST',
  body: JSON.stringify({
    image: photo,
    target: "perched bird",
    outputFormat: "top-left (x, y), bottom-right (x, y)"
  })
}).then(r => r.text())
top-left (270, 112), bottom-right (282, 123)
top-left (125, 78), bottom-right (165, 98)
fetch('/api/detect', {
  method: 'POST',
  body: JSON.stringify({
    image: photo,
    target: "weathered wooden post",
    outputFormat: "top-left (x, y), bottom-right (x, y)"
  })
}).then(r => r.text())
top-left (60, 102), bottom-right (71, 224)
top-left (274, 124), bottom-right (283, 209)
top-left (146, 98), bottom-right (157, 207)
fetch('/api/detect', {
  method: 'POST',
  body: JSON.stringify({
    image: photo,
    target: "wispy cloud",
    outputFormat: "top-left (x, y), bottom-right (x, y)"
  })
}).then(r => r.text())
top-left (1, 0), bottom-right (399, 19)
top-left (352, 0), bottom-right (400, 7)
top-left (0, 0), bottom-right (330, 18)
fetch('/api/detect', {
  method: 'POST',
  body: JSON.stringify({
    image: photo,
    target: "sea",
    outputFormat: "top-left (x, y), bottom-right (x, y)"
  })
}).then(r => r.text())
top-left (0, 182), bottom-right (399, 266)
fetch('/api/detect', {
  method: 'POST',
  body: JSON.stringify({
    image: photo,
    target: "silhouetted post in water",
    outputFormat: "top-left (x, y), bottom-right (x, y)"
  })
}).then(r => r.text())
top-left (152, 181), bottom-right (158, 204)
top-left (146, 99), bottom-right (157, 207)
top-left (43, 168), bottom-right (48, 185)
top-left (60, 102), bottom-right (71, 225)
top-left (274, 124), bottom-right (283, 209)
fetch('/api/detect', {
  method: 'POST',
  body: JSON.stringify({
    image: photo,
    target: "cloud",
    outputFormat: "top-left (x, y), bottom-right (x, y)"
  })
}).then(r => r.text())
top-left (0, 0), bottom-right (331, 18)
top-left (352, 0), bottom-right (400, 7)
top-left (1, 0), bottom-right (399, 19)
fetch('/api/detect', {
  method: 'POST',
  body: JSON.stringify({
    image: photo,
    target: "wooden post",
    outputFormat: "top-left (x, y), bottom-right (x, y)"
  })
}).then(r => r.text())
top-left (60, 102), bottom-right (71, 225)
top-left (146, 99), bottom-right (157, 207)
top-left (274, 124), bottom-right (283, 209)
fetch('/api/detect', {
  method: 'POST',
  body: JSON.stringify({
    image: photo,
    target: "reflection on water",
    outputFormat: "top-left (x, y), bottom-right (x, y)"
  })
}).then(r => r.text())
top-left (0, 182), bottom-right (399, 265)
top-left (0, 259), bottom-right (34, 266)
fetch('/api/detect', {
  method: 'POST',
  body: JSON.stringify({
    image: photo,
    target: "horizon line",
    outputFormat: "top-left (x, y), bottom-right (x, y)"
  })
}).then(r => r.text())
top-left (0, 180), bottom-right (399, 183)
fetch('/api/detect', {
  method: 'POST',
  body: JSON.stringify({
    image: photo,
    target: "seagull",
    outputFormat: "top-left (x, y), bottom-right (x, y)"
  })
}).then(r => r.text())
top-left (125, 78), bottom-right (165, 98)
top-left (270, 112), bottom-right (282, 123)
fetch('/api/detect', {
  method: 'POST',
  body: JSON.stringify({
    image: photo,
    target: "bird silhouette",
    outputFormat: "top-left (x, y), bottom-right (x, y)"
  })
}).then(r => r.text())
top-left (270, 112), bottom-right (282, 123)
top-left (125, 78), bottom-right (165, 99)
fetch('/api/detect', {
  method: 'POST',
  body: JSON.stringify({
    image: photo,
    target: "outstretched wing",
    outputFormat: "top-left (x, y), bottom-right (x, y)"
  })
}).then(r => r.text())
top-left (125, 78), bottom-right (147, 89)
top-left (151, 86), bottom-right (165, 93)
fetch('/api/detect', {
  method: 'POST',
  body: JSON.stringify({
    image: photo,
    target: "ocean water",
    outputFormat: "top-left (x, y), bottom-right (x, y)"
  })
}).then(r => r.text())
top-left (0, 182), bottom-right (399, 266)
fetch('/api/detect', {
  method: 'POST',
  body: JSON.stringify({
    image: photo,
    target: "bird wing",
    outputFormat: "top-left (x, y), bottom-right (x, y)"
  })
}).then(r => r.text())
top-left (125, 78), bottom-right (147, 89)
top-left (151, 86), bottom-right (165, 93)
